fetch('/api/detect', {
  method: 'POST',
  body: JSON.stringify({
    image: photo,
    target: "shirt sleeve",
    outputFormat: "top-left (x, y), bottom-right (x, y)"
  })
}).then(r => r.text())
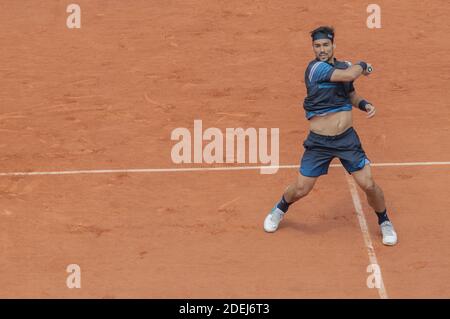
top-left (308, 62), bottom-right (335, 83)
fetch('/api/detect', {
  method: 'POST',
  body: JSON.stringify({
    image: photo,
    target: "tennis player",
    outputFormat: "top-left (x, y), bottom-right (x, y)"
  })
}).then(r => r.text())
top-left (263, 26), bottom-right (397, 246)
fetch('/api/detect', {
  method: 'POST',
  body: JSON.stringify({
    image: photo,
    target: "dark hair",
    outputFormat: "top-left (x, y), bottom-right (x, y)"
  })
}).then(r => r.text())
top-left (310, 26), bottom-right (335, 42)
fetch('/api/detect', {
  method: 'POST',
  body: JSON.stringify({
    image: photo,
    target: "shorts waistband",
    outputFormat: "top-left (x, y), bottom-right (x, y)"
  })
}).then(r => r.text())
top-left (308, 126), bottom-right (354, 140)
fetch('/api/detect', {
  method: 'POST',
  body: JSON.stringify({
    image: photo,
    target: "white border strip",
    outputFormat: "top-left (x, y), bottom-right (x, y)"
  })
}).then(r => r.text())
top-left (345, 173), bottom-right (388, 299)
top-left (0, 161), bottom-right (449, 177)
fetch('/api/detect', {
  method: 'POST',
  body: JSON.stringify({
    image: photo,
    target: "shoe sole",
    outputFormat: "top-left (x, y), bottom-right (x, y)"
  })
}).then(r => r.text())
top-left (383, 242), bottom-right (397, 246)
top-left (382, 235), bottom-right (398, 246)
top-left (382, 240), bottom-right (397, 246)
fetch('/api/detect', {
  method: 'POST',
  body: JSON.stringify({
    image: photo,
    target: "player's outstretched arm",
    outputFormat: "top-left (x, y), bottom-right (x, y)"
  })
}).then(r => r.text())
top-left (330, 62), bottom-right (372, 82)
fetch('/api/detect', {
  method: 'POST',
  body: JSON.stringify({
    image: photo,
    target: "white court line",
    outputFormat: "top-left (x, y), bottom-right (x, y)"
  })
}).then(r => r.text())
top-left (0, 161), bottom-right (449, 177)
top-left (345, 173), bottom-right (388, 299)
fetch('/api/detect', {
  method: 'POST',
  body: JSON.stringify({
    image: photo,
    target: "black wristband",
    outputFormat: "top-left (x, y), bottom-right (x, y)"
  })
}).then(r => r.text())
top-left (358, 99), bottom-right (370, 112)
top-left (356, 61), bottom-right (368, 71)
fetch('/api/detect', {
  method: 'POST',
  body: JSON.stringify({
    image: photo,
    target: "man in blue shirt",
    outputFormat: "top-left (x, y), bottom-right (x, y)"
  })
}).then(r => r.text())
top-left (263, 26), bottom-right (397, 246)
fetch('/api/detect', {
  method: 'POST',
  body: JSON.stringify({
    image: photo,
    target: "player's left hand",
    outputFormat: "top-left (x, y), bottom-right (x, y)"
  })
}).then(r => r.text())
top-left (365, 103), bottom-right (376, 118)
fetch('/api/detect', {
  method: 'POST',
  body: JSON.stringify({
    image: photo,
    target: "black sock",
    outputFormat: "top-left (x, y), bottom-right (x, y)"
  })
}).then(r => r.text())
top-left (276, 195), bottom-right (291, 213)
top-left (375, 209), bottom-right (390, 225)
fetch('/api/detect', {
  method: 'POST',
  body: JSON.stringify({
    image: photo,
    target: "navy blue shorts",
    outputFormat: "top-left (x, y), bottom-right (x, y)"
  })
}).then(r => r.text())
top-left (300, 127), bottom-right (370, 177)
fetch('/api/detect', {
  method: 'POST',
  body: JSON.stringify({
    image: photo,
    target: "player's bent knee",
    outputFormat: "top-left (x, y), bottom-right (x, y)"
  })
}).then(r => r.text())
top-left (362, 181), bottom-right (377, 193)
top-left (294, 184), bottom-right (313, 198)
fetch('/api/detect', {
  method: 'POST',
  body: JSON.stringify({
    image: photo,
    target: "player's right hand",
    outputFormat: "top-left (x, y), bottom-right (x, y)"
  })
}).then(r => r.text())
top-left (362, 63), bottom-right (373, 76)
top-left (365, 103), bottom-right (376, 118)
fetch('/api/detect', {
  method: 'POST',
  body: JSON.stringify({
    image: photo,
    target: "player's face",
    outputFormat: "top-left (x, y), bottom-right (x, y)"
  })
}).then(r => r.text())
top-left (313, 39), bottom-right (334, 62)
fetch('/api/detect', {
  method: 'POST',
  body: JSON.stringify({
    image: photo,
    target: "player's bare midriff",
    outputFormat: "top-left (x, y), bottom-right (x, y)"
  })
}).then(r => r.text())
top-left (309, 110), bottom-right (352, 136)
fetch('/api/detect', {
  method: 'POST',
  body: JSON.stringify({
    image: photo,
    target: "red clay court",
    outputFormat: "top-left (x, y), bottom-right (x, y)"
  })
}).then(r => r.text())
top-left (0, 0), bottom-right (449, 298)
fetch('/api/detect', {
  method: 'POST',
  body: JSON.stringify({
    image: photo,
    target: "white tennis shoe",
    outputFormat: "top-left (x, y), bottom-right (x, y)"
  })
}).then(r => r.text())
top-left (380, 221), bottom-right (398, 246)
top-left (264, 207), bottom-right (284, 233)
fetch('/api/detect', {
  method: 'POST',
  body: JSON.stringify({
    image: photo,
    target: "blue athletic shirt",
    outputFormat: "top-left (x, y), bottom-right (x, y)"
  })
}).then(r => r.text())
top-left (303, 58), bottom-right (355, 120)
